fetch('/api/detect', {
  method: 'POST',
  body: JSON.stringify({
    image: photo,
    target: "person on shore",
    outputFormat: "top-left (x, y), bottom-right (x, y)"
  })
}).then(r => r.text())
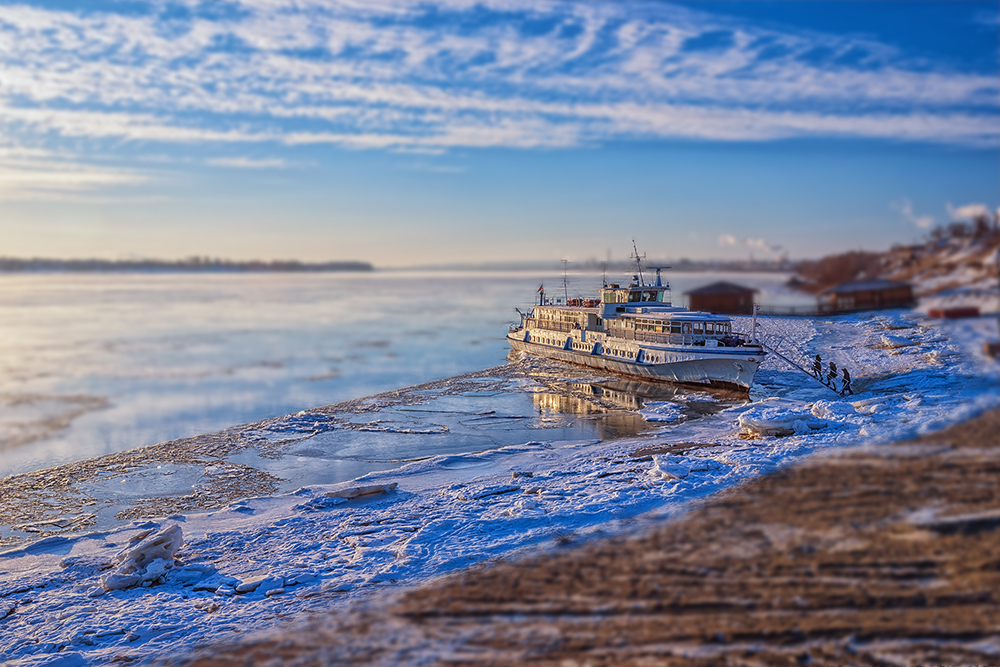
top-left (827, 361), bottom-right (838, 387)
top-left (840, 368), bottom-right (853, 396)
top-left (812, 354), bottom-right (823, 378)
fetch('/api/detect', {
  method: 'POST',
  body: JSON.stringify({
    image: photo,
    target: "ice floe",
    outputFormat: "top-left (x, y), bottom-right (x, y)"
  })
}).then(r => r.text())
top-left (880, 334), bottom-right (916, 348)
top-left (639, 401), bottom-right (687, 422)
top-left (738, 402), bottom-right (828, 437)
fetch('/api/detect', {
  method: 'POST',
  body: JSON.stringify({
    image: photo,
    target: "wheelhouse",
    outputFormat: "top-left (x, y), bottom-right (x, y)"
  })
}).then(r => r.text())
top-left (600, 285), bottom-right (669, 304)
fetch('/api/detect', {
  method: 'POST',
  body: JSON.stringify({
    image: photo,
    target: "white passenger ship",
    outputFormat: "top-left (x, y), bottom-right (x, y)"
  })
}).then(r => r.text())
top-left (507, 257), bottom-right (766, 391)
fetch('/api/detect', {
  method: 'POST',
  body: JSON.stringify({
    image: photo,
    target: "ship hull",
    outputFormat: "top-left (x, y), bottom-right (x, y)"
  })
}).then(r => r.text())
top-left (508, 336), bottom-right (762, 391)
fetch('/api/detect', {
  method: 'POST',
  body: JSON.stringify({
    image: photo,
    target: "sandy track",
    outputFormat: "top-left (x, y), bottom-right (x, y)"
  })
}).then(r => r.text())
top-left (177, 408), bottom-right (1000, 667)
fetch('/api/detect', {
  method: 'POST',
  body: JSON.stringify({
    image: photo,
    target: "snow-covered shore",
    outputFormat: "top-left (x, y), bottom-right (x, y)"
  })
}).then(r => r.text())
top-left (1, 311), bottom-right (998, 665)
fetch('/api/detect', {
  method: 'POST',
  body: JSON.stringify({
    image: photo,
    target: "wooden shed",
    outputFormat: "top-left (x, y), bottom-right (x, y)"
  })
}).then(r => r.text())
top-left (820, 279), bottom-right (915, 312)
top-left (685, 281), bottom-right (757, 315)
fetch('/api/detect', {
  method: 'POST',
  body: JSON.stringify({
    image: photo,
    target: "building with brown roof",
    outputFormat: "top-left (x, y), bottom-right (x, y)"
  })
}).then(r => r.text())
top-left (685, 281), bottom-right (757, 314)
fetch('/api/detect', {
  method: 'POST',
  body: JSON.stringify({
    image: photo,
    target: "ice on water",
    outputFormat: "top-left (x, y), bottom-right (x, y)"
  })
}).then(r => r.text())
top-left (1, 277), bottom-right (999, 664)
top-left (0, 270), bottom-right (800, 477)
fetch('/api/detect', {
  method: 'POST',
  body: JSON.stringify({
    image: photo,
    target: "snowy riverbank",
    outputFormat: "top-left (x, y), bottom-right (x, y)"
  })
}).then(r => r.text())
top-left (1, 311), bottom-right (998, 665)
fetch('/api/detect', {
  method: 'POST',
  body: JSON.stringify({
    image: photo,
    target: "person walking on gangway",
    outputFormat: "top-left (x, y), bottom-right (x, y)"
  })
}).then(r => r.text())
top-left (840, 367), bottom-right (853, 396)
top-left (812, 354), bottom-right (823, 378)
top-left (827, 361), bottom-right (838, 387)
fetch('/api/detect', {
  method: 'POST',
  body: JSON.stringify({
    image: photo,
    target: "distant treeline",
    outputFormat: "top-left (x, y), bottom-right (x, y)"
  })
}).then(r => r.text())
top-left (0, 257), bottom-right (374, 273)
top-left (793, 251), bottom-right (884, 293)
top-left (406, 258), bottom-right (799, 273)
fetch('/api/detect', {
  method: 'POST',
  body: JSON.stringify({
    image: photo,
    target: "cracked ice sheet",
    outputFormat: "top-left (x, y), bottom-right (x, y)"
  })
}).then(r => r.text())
top-left (2, 313), bottom-right (1000, 665)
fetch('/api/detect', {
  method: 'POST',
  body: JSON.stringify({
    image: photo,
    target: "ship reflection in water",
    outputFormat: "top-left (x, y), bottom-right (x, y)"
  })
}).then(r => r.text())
top-left (228, 366), bottom-right (748, 494)
top-left (530, 377), bottom-right (745, 442)
top-left (530, 389), bottom-right (650, 441)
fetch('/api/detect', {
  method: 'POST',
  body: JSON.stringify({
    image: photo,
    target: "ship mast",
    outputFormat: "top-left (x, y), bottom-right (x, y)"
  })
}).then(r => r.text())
top-left (630, 239), bottom-right (647, 286)
top-left (562, 259), bottom-right (569, 304)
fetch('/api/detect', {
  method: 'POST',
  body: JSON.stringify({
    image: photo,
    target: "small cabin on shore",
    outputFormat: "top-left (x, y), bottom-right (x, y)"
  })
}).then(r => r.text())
top-left (685, 281), bottom-right (757, 315)
top-left (820, 279), bottom-right (915, 312)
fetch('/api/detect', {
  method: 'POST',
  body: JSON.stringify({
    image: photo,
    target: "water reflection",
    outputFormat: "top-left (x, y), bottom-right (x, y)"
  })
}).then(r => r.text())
top-left (532, 376), bottom-right (744, 422)
top-left (0, 357), bottom-right (749, 545)
top-left (1, 270), bottom-right (791, 477)
top-left (235, 355), bottom-right (748, 493)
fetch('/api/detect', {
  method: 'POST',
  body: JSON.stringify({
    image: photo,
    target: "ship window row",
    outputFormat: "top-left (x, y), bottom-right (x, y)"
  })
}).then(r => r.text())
top-left (631, 319), bottom-right (731, 335)
top-left (628, 291), bottom-right (663, 303)
top-left (604, 291), bottom-right (664, 304)
top-left (537, 310), bottom-right (586, 325)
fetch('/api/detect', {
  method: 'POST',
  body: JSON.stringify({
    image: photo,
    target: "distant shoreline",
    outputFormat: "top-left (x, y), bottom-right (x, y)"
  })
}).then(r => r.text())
top-left (0, 258), bottom-right (374, 273)
top-left (0, 257), bottom-right (801, 274)
top-left (385, 260), bottom-right (795, 273)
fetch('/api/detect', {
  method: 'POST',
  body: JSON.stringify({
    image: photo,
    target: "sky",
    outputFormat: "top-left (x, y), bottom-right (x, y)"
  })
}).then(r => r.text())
top-left (0, 0), bottom-right (997, 268)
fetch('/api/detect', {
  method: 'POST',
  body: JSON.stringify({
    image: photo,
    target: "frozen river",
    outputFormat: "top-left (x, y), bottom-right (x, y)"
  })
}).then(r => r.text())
top-left (0, 269), bottom-right (801, 477)
top-left (1, 307), bottom-right (998, 666)
top-left (1, 269), bottom-right (999, 665)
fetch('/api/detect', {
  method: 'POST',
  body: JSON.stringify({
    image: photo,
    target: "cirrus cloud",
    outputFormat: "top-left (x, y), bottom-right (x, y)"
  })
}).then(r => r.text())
top-left (0, 0), bottom-right (996, 196)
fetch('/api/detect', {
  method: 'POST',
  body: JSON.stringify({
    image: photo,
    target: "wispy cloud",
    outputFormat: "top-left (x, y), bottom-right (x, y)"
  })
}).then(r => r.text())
top-left (0, 145), bottom-right (146, 200)
top-left (718, 234), bottom-right (782, 253)
top-left (399, 161), bottom-right (466, 174)
top-left (974, 9), bottom-right (1000, 28)
top-left (744, 237), bottom-right (783, 253)
top-left (0, 0), bottom-right (995, 169)
top-left (892, 198), bottom-right (935, 229)
top-left (207, 157), bottom-right (290, 168)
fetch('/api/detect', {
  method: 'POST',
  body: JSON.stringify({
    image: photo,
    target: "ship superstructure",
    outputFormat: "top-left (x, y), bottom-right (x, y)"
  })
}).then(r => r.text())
top-left (507, 247), bottom-right (766, 390)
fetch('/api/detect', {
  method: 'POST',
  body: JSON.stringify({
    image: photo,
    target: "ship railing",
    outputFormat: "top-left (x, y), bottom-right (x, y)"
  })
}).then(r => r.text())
top-left (630, 331), bottom-right (753, 347)
top-left (524, 319), bottom-right (577, 333)
top-left (627, 331), bottom-right (696, 345)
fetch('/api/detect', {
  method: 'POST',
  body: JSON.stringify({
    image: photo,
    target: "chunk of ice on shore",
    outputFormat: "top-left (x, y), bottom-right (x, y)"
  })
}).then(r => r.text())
top-left (325, 483), bottom-right (398, 500)
top-left (639, 401), bottom-right (685, 423)
top-left (166, 565), bottom-right (214, 585)
top-left (100, 524), bottom-right (183, 591)
top-left (810, 400), bottom-right (857, 420)
top-left (648, 455), bottom-right (724, 480)
top-left (738, 405), bottom-right (827, 437)
top-left (880, 334), bottom-right (915, 348)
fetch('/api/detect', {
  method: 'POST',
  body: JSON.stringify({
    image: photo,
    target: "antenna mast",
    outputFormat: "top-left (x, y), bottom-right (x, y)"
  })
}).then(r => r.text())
top-left (561, 259), bottom-right (569, 304)
top-left (648, 266), bottom-right (671, 287)
top-left (630, 239), bottom-right (647, 286)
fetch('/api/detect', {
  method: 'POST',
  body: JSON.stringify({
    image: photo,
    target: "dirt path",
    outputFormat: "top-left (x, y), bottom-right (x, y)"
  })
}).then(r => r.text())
top-left (178, 408), bottom-right (1000, 666)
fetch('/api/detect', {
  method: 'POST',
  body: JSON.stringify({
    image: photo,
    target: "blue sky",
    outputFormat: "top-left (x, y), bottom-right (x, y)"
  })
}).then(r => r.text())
top-left (0, 0), bottom-right (997, 267)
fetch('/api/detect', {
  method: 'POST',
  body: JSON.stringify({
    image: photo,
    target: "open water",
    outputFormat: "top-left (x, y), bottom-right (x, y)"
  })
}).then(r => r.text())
top-left (0, 269), bottom-right (800, 478)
